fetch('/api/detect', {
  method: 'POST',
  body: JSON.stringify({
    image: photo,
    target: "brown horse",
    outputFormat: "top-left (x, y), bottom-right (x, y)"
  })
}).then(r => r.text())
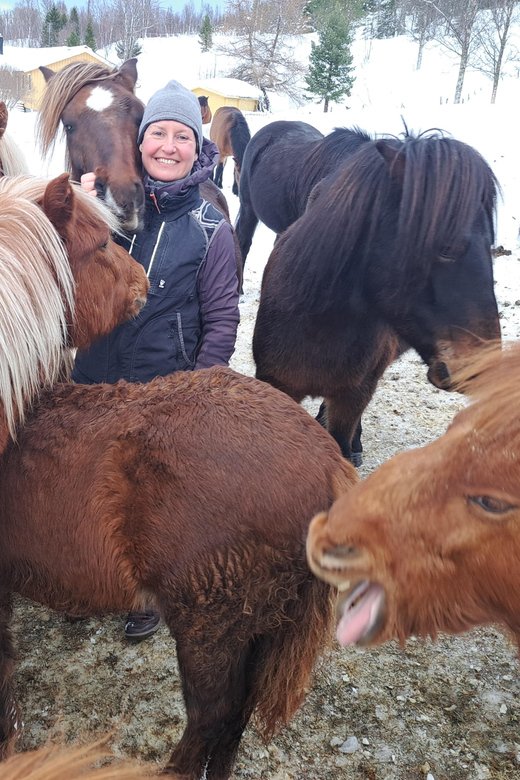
top-left (0, 101), bottom-right (29, 176)
top-left (37, 61), bottom-right (243, 290)
top-left (306, 341), bottom-right (520, 652)
top-left (0, 366), bottom-right (356, 777)
top-left (210, 106), bottom-right (251, 195)
top-left (198, 95), bottom-right (212, 124)
top-left (0, 173), bottom-right (148, 455)
top-left (37, 59), bottom-right (145, 232)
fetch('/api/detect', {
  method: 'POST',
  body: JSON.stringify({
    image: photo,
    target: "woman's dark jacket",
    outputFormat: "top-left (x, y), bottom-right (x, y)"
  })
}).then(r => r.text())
top-left (72, 137), bottom-right (240, 384)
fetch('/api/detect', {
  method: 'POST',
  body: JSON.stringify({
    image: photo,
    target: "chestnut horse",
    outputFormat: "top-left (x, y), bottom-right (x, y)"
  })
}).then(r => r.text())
top-left (306, 342), bottom-right (520, 651)
top-left (37, 59), bottom-right (145, 232)
top-left (0, 367), bottom-right (356, 778)
top-left (0, 101), bottom-right (29, 177)
top-left (253, 130), bottom-right (501, 465)
top-left (37, 60), bottom-right (242, 290)
top-left (0, 173), bottom-right (148, 455)
top-left (198, 95), bottom-right (212, 124)
top-left (210, 106), bottom-right (251, 196)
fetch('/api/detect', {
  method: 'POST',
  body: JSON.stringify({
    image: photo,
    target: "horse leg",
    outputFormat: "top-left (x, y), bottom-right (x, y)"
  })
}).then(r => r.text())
top-left (235, 204), bottom-right (259, 271)
top-left (232, 163), bottom-right (239, 196)
top-left (213, 161), bottom-right (224, 189)
top-left (164, 635), bottom-right (255, 780)
top-left (316, 401), bottom-right (363, 467)
top-left (0, 591), bottom-right (19, 759)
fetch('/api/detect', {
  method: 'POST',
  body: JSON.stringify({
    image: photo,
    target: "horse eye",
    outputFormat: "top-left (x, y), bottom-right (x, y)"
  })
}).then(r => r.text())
top-left (469, 495), bottom-right (517, 514)
top-left (439, 250), bottom-right (457, 263)
top-left (100, 239), bottom-right (109, 250)
top-left (65, 124), bottom-right (74, 133)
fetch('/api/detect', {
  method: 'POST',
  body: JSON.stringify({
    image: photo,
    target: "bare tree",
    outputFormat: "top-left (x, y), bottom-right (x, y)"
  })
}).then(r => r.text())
top-left (471, 0), bottom-right (519, 102)
top-left (0, 65), bottom-right (29, 108)
top-left (0, 0), bottom-right (42, 46)
top-left (423, 0), bottom-right (480, 103)
top-left (217, 0), bottom-right (308, 107)
top-left (402, 0), bottom-right (441, 68)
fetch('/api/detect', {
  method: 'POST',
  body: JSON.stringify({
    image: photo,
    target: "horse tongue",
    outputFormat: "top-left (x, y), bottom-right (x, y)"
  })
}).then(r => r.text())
top-left (336, 584), bottom-right (382, 646)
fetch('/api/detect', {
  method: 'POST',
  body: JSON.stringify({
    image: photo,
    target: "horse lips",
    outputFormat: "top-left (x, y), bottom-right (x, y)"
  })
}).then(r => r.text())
top-left (336, 580), bottom-right (385, 645)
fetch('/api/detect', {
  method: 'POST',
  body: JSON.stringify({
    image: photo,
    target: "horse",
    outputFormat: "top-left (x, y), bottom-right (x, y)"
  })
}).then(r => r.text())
top-left (198, 95), bottom-right (212, 124)
top-left (235, 121), bottom-right (371, 266)
top-left (252, 129), bottom-right (501, 465)
top-left (0, 101), bottom-right (30, 177)
top-left (37, 59), bottom-right (145, 232)
top-left (37, 60), bottom-right (243, 291)
top-left (0, 173), bottom-right (148, 456)
top-left (210, 106), bottom-right (251, 196)
top-left (0, 367), bottom-right (356, 777)
top-left (306, 341), bottom-right (520, 654)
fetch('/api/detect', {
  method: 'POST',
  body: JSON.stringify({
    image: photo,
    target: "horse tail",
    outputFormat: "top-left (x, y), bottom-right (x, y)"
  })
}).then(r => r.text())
top-left (248, 552), bottom-right (335, 740)
top-left (229, 112), bottom-right (251, 174)
top-left (0, 593), bottom-right (18, 760)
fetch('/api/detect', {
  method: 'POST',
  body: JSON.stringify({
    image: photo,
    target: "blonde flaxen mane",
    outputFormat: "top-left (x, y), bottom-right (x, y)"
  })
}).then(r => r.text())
top-left (0, 131), bottom-right (30, 176)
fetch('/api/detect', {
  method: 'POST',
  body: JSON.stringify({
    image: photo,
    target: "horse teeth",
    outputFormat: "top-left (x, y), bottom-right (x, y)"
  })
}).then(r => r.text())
top-left (337, 580), bottom-right (351, 591)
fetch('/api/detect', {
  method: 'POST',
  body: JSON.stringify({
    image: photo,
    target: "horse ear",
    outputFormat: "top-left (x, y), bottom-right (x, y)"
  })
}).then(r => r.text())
top-left (113, 58), bottom-right (138, 92)
top-left (0, 101), bottom-right (7, 140)
top-left (40, 66), bottom-right (56, 83)
top-left (41, 173), bottom-right (75, 240)
top-left (375, 140), bottom-right (405, 182)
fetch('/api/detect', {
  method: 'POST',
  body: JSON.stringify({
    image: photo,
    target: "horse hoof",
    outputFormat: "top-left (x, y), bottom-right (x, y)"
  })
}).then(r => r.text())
top-left (350, 451), bottom-right (363, 468)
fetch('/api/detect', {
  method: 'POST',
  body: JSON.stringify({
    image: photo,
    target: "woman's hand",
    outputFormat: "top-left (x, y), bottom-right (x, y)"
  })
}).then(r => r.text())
top-left (80, 172), bottom-right (97, 197)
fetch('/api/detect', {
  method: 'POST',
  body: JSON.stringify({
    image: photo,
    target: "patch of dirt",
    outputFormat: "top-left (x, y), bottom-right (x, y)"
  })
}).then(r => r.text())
top-left (12, 247), bottom-right (520, 779)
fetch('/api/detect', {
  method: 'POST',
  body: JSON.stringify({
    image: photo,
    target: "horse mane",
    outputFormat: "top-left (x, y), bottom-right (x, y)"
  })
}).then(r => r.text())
top-left (299, 126), bottom-right (371, 197)
top-left (0, 131), bottom-right (30, 176)
top-left (229, 111), bottom-right (251, 170)
top-left (279, 130), bottom-right (498, 313)
top-left (452, 341), bottom-right (520, 438)
top-left (0, 174), bottom-right (120, 439)
top-left (1, 742), bottom-right (150, 779)
top-left (36, 61), bottom-right (124, 163)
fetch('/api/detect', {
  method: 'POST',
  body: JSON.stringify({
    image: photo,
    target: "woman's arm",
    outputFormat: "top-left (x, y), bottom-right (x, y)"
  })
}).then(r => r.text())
top-left (195, 221), bottom-right (240, 370)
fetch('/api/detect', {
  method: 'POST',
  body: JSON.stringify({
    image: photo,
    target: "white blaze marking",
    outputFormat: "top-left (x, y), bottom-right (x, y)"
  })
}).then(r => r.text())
top-left (86, 86), bottom-right (114, 112)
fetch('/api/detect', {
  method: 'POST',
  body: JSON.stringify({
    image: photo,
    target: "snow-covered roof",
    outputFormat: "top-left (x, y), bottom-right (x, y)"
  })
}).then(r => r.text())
top-left (0, 45), bottom-right (112, 73)
top-left (192, 77), bottom-right (262, 100)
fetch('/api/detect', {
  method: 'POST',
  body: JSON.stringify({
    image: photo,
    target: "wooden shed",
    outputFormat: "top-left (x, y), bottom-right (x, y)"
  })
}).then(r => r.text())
top-left (192, 78), bottom-right (261, 113)
top-left (0, 45), bottom-right (112, 111)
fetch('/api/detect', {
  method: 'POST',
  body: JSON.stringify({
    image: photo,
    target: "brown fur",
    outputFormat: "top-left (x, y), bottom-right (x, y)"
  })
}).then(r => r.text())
top-left (1, 742), bottom-right (152, 779)
top-left (0, 367), bottom-right (356, 778)
top-left (307, 341), bottom-right (520, 652)
top-left (198, 95), bottom-right (212, 124)
top-left (210, 107), bottom-right (251, 196)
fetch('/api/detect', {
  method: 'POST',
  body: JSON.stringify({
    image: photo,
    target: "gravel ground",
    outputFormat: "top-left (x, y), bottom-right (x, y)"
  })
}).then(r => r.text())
top-left (11, 210), bottom-right (520, 779)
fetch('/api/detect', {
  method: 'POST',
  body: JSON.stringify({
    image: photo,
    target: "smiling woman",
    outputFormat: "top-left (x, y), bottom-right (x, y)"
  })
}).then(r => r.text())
top-left (139, 119), bottom-right (198, 182)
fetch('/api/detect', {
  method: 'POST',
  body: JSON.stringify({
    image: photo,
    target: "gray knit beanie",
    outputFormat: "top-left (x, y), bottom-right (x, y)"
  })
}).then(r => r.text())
top-left (138, 80), bottom-right (203, 151)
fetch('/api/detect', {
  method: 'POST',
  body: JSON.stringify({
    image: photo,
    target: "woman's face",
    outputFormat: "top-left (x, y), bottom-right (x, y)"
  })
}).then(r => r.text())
top-left (140, 120), bottom-right (198, 182)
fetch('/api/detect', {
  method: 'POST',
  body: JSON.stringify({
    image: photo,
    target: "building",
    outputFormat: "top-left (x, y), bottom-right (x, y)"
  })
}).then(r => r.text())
top-left (0, 45), bottom-right (113, 110)
top-left (192, 78), bottom-right (261, 113)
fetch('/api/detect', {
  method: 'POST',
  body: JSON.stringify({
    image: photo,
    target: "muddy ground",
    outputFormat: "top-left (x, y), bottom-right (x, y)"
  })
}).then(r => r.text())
top-left (11, 244), bottom-right (520, 779)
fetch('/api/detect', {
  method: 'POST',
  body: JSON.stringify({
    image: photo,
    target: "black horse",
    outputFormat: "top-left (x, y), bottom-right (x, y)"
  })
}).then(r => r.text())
top-left (253, 129), bottom-right (501, 465)
top-left (236, 120), bottom-right (370, 266)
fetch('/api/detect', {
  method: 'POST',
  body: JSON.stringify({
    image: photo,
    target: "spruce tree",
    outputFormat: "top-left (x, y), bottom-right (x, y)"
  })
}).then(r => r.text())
top-left (40, 4), bottom-right (66, 47)
top-left (83, 18), bottom-right (97, 51)
top-left (66, 30), bottom-right (80, 46)
top-left (199, 14), bottom-right (213, 52)
top-left (305, 8), bottom-right (355, 112)
top-left (70, 7), bottom-right (80, 37)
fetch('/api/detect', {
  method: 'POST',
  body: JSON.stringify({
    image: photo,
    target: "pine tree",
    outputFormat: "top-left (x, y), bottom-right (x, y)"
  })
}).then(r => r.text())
top-left (40, 4), bottom-right (66, 47)
top-left (66, 30), bottom-right (80, 46)
top-left (305, 8), bottom-right (355, 112)
top-left (115, 39), bottom-right (142, 60)
top-left (70, 7), bottom-right (80, 37)
top-left (198, 14), bottom-right (213, 52)
top-left (83, 18), bottom-right (97, 51)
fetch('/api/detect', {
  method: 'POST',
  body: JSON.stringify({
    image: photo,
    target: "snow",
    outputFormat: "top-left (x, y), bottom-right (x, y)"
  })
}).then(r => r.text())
top-left (191, 76), bottom-right (262, 99)
top-left (1, 44), bottom-right (111, 71)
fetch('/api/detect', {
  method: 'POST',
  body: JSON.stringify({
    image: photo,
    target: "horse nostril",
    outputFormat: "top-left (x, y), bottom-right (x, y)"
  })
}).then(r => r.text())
top-left (427, 360), bottom-right (452, 390)
top-left (321, 544), bottom-right (362, 570)
top-left (94, 179), bottom-right (106, 199)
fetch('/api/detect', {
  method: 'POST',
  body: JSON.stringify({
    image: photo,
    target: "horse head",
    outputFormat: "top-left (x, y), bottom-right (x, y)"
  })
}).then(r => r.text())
top-left (38, 59), bottom-right (145, 233)
top-left (307, 342), bottom-right (520, 649)
top-left (0, 173), bottom-right (148, 453)
top-left (0, 101), bottom-right (29, 177)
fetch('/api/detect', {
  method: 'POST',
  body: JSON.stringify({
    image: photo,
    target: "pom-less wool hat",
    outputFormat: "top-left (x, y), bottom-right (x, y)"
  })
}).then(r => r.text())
top-left (138, 80), bottom-right (203, 151)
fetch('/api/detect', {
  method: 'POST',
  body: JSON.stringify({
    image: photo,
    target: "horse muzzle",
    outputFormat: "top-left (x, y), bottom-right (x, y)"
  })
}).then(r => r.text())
top-left (427, 359), bottom-right (454, 390)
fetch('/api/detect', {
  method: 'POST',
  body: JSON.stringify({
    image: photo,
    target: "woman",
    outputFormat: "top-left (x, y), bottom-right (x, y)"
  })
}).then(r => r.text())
top-left (73, 79), bottom-right (240, 640)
